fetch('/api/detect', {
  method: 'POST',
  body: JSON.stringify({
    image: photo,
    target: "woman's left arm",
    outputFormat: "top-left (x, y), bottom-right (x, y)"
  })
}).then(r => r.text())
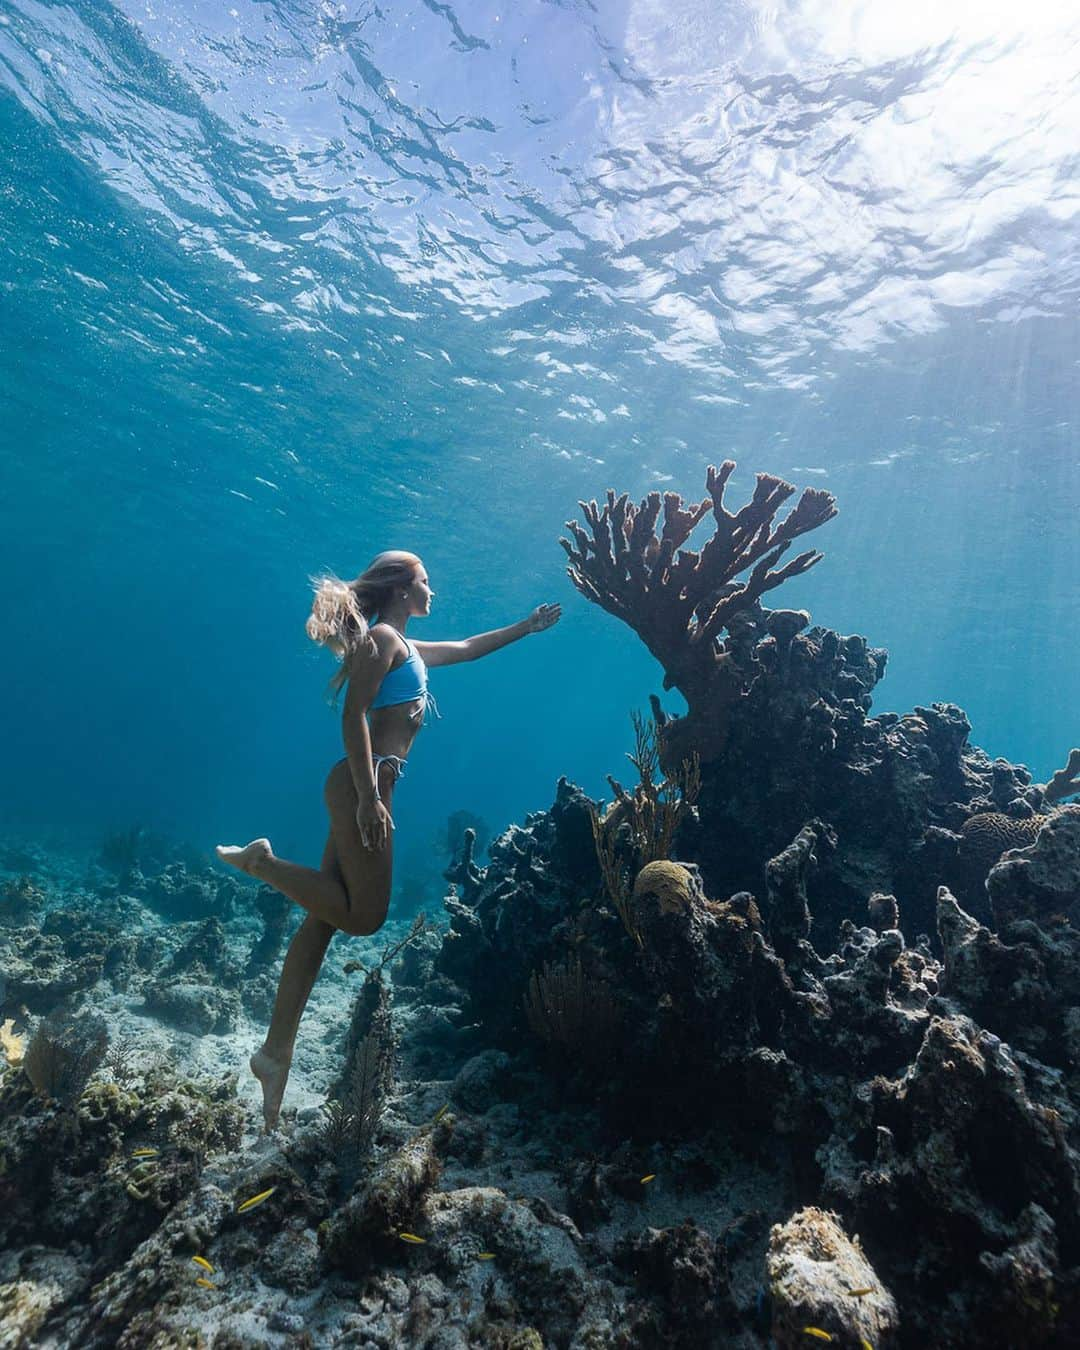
top-left (414, 603), bottom-right (561, 666)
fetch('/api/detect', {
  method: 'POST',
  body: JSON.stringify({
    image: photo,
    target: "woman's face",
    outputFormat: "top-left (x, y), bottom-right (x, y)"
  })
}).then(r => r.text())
top-left (408, 564), bottom-right (434, 615)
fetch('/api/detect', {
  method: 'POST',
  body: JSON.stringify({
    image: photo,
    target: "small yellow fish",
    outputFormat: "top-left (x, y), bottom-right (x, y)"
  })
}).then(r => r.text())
top-left (192, 1256), bottom-right (214, 1273)
top-left (432, 1103), bottom-right (450, 1123)
top-left (476, 1252), bottom-right (496, 1260)
top-left (398, 1232), bottom-right (426, 1244)
top-left (195, 1277), bottom-right (216, 1290)
top-left (848, 1287), bottom-right (874, 1297)
top-left (802, 1332), bottom-right (833, 1344)
top-left (640, 1174), bottom-right (656, 1184)
top-left (236, 1186), bottom-right (276, 1213)
top-left (860, 1339), bottom-right (874, 1350)
top-left (131, 1148), bottom-right (159, 1158)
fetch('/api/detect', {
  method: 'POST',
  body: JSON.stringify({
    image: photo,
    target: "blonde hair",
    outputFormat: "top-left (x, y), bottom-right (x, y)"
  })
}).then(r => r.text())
top-left (306, 550), bottom-right (421, 701)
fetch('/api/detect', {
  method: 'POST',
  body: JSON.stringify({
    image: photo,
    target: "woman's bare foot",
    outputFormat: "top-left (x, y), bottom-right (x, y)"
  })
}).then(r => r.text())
top-left (215, 838), bottom-right (272, 877)
top-left (250, 1047), bottom-right (291, 1132)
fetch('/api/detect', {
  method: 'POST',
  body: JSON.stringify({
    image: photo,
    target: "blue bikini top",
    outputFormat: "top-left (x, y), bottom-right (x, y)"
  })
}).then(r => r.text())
top-left (368, 624), bottom-right (440, 725)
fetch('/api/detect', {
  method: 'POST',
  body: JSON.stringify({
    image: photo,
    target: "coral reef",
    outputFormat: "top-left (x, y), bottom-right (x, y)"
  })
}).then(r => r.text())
top-left (3, 463), bottom-right (1079, 1348)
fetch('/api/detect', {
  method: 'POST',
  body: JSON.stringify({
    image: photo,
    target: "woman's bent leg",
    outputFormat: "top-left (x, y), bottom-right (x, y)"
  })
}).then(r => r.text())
top-left (216, 761), bottom-right (396, 935)
top-left (223, 846), bottom-right (354, 931)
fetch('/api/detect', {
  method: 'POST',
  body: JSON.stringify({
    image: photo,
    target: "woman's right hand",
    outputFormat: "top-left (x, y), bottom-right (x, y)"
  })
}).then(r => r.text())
top-left (356, 794), bottom-right (394, 851)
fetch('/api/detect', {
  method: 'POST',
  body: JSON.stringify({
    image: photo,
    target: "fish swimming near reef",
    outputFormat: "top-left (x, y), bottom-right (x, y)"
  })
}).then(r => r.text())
top-left (640, 1173), bottom-right (656, 1183)
top-left (192, 1256), bottom-right (214, 1273)
top-left (476, 1252), bottom-right (495, 1260)
top-left (802, 1331), bottom-right (833, 1344)
top-left (398, 1232), bottom-right (427, 1243)
top-left (195, 1277), bottom-right (216, 1290)
top-left (236, 1186), bottom-right (276, 1213)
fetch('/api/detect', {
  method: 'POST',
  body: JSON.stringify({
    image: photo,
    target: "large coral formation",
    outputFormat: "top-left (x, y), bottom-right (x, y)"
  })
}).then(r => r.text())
top-left (561, 462), bottom-right (1076, 950)
top-left (414, 464), bottom-right (1080, 1347)
top-left (561, 462), bottom-right (839, 764)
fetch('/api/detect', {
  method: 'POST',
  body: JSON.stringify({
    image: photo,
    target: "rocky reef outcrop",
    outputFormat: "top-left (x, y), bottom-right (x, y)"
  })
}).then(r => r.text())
top-left (561, 464), bottom-right (1076, 942)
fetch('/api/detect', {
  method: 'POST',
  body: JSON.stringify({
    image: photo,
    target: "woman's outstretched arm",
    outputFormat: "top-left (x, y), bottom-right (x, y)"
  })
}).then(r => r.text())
top-left (413, 603), bottom-right (561, 667)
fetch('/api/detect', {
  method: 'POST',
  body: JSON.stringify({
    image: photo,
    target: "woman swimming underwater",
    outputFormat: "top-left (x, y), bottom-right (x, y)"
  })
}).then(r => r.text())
top-left (216, 550), bottom-right (561, 1130)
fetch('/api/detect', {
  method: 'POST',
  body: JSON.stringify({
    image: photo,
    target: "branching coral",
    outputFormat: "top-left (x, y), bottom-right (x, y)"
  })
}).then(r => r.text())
top-left (1043, 748), bottom-right (1080, 805)
top-left (561, 462), bottom-right (837, 758)
top-left (444, 828), bottom-right (486, 904)
top-left (589, 711), bottom-right (700, 945)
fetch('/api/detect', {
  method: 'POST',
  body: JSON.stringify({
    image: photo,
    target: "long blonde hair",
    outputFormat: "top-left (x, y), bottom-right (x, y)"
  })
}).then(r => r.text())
top-left (306, 550), bottom-right (421, 701)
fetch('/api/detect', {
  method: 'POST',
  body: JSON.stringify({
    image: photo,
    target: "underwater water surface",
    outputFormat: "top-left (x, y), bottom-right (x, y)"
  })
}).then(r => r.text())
top-left (1, 0), bottom-right (1078, 891)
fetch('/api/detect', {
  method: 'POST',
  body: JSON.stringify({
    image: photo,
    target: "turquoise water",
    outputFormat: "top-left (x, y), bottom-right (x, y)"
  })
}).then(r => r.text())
top-left (1, 0), bottom-right (1078, 894)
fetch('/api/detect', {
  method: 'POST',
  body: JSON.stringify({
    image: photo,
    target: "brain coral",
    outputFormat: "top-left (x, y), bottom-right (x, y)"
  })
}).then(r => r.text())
top-left (632, 861), bottom-right (700, 916)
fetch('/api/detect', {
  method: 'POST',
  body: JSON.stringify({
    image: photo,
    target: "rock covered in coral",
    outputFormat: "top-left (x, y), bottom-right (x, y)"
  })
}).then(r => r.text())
top-left (959, 809), bottom-right (1046, 879)
top-left (614, 1218), bottom-right (733, 1338)
top-left (763, 818), bottom-right (836, 962)
top-left (450, 1049), bottom-right (512, 1114)
top-left (0, 1249), bottom-right (85, 1349)
top-left (765, 1207), bottom-right (897, 1349)
top-left (129, 861), bottom-right (244, 924)
top-left (826, 1013), bottom-right (1080, 1345)
top-left (975, 1202), bottom-right (1062, 1346)
top-left (0, 876), bottom-right (46, 928)
top-left (435, 779), bottom-right (606, 1043)
top-left (320, 1117), bottom-right (452, 1276)
top-left (141, 978), bottom-right (240, 1035)
top-left (415, 1185), bottom-right (616, 1348)
top-left (987, 804), bottom-right (1080, 930)
top-left (937, 884), bottom-right (1080, 1067)
top-left (866, 893), bottom-right (899, 932)
top-left (1, 927), bottom-right (107, 1012)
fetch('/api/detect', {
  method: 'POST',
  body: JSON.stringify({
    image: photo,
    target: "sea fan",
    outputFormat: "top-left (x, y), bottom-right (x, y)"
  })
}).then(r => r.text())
top-left (23, 1007), bottom-right (109, 1107)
